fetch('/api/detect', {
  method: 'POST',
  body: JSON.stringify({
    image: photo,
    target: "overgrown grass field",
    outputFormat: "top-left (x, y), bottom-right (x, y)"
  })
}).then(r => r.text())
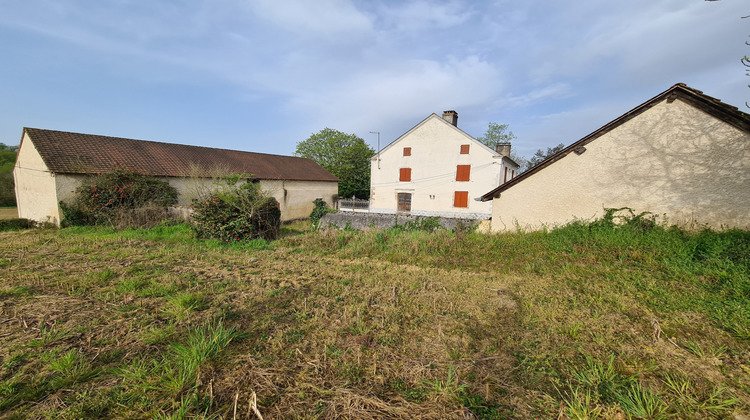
top-left (0, 220), bottom-right (748, 419)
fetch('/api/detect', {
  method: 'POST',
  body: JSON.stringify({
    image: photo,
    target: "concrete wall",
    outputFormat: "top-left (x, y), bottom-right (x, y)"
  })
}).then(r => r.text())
top-left (13, 133), bottom-right (62, 224)
top-left (320, 212), bottom-right (485, 231)
top-left (370, 115), bottom-right (515, 219)
top-left (490, 98), bottom-right (750, 231)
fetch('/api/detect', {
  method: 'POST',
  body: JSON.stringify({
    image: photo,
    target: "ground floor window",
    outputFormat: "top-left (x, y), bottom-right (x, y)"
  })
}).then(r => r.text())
top-left (397, 193), bottom-right (412, 212)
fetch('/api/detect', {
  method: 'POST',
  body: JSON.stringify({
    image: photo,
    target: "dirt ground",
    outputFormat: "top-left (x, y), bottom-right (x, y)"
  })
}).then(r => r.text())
top-left (0, 207), bottom-right (17, 219)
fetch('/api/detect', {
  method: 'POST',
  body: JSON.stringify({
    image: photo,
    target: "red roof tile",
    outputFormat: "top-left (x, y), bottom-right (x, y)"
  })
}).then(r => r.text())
top-left (22, 128), bottom-right (338, 182)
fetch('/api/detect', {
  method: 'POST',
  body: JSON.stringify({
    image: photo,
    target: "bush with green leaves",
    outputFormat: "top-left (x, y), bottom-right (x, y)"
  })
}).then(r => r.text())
top-left (191, 175), bottom-right (280, 242)
top-left (310, 198), bottom-right (335, 230)
top-left (0, 218), bottom-right (35, 232)
top-left (61, 167), bottom-right (178, 227)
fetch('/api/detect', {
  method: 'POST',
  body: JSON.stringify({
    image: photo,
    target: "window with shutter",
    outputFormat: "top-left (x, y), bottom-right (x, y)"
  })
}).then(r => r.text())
top-left (460, 144), bottom-right (469, 154)
top-left (403, 147), bottom-right (411, 156)
top-left (454, 191), bottom-right (468, 208)
top-left (399, 168), bottom-right (411, 182)
top-left (456, 165), bottom-right (470, 181)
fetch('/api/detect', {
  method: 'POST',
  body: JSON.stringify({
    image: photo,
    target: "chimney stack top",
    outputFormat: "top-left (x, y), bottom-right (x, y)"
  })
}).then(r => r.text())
top-left (495, 142), bottom-right (511, 157)
top-left (442, 110), bottom-right (458, 126)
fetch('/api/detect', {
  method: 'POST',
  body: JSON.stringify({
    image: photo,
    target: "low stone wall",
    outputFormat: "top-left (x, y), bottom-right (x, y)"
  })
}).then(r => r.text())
top-left (320, 212), bottom-right (491, 232)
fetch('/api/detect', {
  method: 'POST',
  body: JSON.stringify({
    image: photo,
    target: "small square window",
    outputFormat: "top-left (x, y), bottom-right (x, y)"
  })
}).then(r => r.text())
top-left (460, 144), bottom-right (470, 154)
top-left (403, 147), bottom-right (411, 156)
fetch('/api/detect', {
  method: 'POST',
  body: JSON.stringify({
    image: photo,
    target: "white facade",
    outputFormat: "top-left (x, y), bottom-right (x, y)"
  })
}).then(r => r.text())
top-left (14, 132), bottom-right (338, 225)
top-left (370, 113), bottom-right (518, 219)
top-left (486, 91), bottom-right (750, 231)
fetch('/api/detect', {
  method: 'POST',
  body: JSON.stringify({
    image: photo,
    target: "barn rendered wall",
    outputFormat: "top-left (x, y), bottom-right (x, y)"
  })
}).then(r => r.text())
top-left (491, 99), bottom-right (750, 231)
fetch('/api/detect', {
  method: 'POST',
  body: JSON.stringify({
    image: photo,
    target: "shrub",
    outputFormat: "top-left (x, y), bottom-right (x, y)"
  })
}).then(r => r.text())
top-left (389, 216), bottom-right (444, 233)
top-left (62, 167), bottom-right (178, 227)
top-left (310, 198), bottom-right (335, 230)
top-left (0, 218), bottom-right (35, 232)
top-left (191, 176), bottom-right (280, 242)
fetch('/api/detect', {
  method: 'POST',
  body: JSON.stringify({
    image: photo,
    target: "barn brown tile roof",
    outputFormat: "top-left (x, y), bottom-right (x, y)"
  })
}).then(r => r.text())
top-left (22, 128), bottom-right (339, 182)
top-left (481, 83), bottom-right (750, 201)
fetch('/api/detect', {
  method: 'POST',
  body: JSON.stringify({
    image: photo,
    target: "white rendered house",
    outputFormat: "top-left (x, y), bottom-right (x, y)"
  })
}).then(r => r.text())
top-left (370, 111), bottom-right (519, 219)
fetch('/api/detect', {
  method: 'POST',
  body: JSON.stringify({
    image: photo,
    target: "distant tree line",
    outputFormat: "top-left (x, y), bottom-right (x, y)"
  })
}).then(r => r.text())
top-left (0, 143), bottom-right (18, 207)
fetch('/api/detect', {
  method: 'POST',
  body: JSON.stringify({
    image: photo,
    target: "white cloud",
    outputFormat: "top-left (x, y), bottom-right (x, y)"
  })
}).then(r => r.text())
top-left (248, 0), bottom-right (372, 37)
top-left (286, 54), bottom-right (503, 139)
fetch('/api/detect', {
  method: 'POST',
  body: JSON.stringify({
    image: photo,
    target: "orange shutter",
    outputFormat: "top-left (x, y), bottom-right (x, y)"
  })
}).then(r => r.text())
top-left (403, 147), bottom-right (411, 156)
top-left (460, 144), bottom-right (470, 154)
top-left (454, 191), bottom-right (468, 207)
top-left (456, 165), bottom-right (471, 181)
top-left (399, 168), bottom-right (411, 182)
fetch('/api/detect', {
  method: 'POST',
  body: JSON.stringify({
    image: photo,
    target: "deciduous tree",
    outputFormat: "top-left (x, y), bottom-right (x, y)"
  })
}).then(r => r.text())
top-left (295, 128), bottom-right (374, 199)
top-left (0, 143), bottom-right (18, 206)
top-left (476, 122), bottom-right (529, 170)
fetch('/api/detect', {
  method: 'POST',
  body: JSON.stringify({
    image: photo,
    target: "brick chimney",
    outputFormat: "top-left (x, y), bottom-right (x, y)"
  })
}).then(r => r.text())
top-left (495, 142), bottom-right (511, 157)
top-left (442, 110), bottom-right (458, 126)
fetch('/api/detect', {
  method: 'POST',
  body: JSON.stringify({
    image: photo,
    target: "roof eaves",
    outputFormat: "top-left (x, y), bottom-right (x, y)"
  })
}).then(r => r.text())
top-left (481, 83), bottom-right (750, 202)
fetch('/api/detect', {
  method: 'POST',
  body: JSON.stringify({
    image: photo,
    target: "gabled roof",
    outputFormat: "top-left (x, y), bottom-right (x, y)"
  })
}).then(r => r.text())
top-left (21, 128), bottom-right (339, 182)
top-left (372, 113), bottom-right (518, 167)
top-left (481, 83), bottom-right (750, 201)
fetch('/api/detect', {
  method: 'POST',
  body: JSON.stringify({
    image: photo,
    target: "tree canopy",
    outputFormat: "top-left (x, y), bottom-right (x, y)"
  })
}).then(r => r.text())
top-left (295, 128), bottom-right (374, 199)
top-left (475, 122), bottom-right (516, 148)
top-left (527, 143), bottom-right (566, 170)
top-left (476, 122), bottom-right (528, 170)
top-left (0, 143), bottom-right (17, 206)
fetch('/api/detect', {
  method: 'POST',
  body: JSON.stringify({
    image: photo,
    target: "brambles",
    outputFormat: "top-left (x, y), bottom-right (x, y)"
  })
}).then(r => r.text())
top-left (190, 175), bottom-right (280, 241)
top-left (61, 167), bottom-right (177, 227)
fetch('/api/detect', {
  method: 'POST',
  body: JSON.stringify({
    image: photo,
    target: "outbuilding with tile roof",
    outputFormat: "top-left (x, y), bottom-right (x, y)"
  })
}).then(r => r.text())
top-left (13, 128), bottom-right (339, 225)
top-left (481, 83), bottom-right (750, 231)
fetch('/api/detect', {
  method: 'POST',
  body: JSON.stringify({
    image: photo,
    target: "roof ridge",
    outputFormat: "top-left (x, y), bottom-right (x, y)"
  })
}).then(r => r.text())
top-left (22, 128), bottom-right (339, 182)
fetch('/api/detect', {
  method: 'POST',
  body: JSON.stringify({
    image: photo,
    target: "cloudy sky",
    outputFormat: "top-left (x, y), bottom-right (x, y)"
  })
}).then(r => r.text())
top-left (1, 0), bottom-right (747, 159)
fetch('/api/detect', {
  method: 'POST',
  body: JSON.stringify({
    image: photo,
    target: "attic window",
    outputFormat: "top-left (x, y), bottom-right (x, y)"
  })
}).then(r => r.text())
top-left (403, 147), bottom-right (411, 156)
top-left (460, 144), bottom-right (470, 154)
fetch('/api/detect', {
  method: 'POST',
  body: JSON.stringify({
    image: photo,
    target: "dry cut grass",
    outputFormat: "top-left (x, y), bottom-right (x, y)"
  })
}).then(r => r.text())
top-left (0, 222), bottom-right (748, 419)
